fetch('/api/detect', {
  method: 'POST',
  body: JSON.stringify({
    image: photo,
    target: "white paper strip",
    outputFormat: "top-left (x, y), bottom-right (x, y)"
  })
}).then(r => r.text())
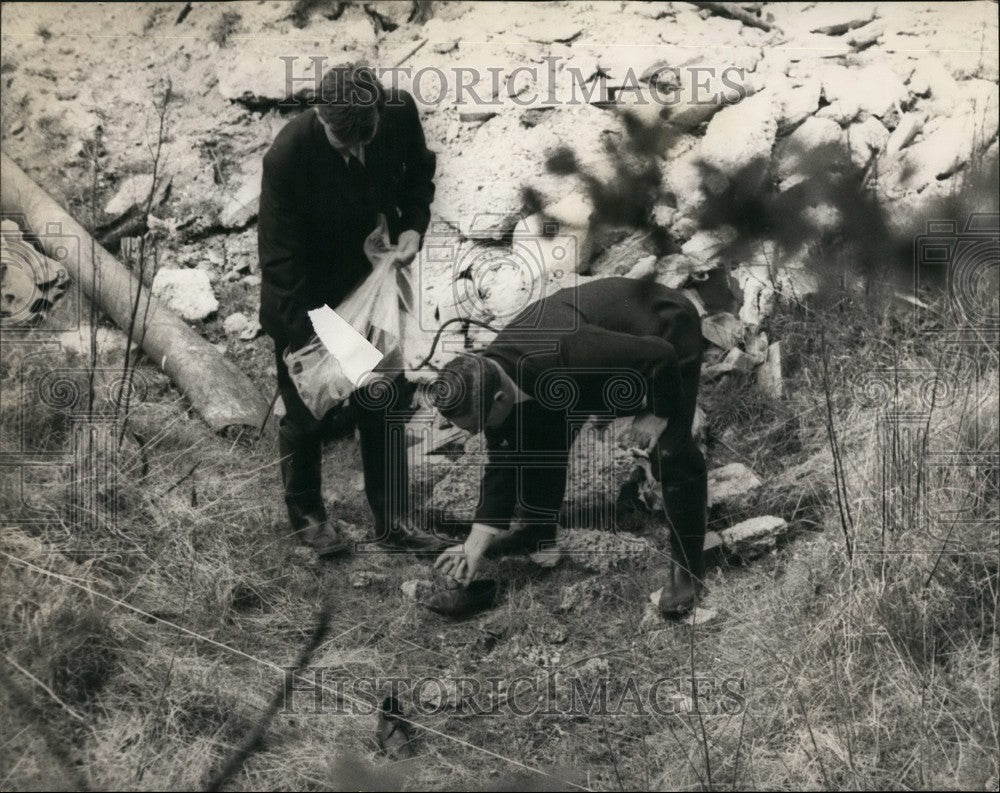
top-left (307, 305), bottom-right (383, 387)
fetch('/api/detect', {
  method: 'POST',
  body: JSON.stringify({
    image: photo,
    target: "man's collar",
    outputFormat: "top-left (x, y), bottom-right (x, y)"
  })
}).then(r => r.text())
top-left (314, 109), bottom-right (364, 164)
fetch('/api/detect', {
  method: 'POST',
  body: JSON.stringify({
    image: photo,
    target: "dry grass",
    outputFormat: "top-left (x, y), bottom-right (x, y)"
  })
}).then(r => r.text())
top-left (1, 280), bottom-right (997, 791)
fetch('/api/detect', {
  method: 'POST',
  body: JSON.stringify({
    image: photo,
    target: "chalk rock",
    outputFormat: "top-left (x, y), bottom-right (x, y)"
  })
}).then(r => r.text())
top-left (625, 1), bottom-right (675, 19)
top-left (801, 2), bottom-right (877, 35)
top-left (223, 312), bottom-right (249, 336)
top-left (351, 570), bottom-right (388, 588)
top-left (708, 462), bottom-right (762, 507)
top-left (655, 253), bottom-right (707, 289)
top-left (758, 341), bottom-right (785, 398)
top-left (701, 312), bottom-right (743, 350)
top-left (847, 116), bottom-right (890, 169)
top-left (784, 33), bottom-right (853, 61)
top-left (746, 331), bottom-right (770, 365)
top-left (151, 268), bottom-right (218, 321)
top-left (681, 228), bottom-right (737, 260)
top-left (223, 312), bottom-right (260, 340)
top-left (518, 19), bottom-right (580, 44)
top-left (720, 515), bottom-right (788, 557)
top-left (219, 161), bottom-right (263, 228)
top-left (559, 529), bottom-right (655, 574)
top-left (817, 63), bottom-right (907, 123)
top-left (662, 145), bottom-right (708, 215)
top-left (421, 18), bottom-right (460, 53)
top-left (703, 347), bottom-right (756, 379)
top-left (776, 116), bottom-right (846, 180)
top-left (662, 61), bottom-right (758, 131)
top-left (772, 77), bottom-right (822, 134)
top-left (543, 191), bottom-right (593, 228)
top-left (700, 92), bottom-right (777, 179)
top-left (104, 173), bottom-right (171, 216)
top-left (400, 579), bottom-right (435, 602)
top-left (907, 57), bottom-right (959, 110)
top-left (216, 51), bottom-right (292, 104)
top-left (846, 19), bottom-right (885, 49)
top-left (734, 264), bottom-right (775, 330)
top-left (364, 0), bottom-right (411, 28)
top-left (627, 255), bottom-right (657, 280)
top-left (640, 602), bottom-right (663, 631)
top-left (434, 103), bottom-right (616, 235)
top-left (529, 546), bottom-right (563, 568)
top-left (885, 113), bottom-right (926, 157)
top-left (684, 607), bottom-right (718, 626)
top-left (887, 110), bottom-right (993, 193)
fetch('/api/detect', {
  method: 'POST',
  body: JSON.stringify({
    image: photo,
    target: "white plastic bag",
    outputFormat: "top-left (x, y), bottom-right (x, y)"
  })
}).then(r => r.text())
top-left (284, 215), bottom-right (415, 420)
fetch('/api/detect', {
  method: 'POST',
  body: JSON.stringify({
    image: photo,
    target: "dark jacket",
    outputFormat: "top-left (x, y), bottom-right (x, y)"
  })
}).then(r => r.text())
top-left (257, 89), bottom-right (436, 348)
top-left (484, 277), bottom-right (703, 417)
top-left (475, 276), bottom-right (704, 531)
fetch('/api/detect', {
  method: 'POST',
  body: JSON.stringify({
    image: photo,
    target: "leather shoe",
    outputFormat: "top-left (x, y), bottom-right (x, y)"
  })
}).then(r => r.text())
top-left (658, 561), bottom-right (703, 618)
top-left (291, 513), bottom-right (352, 558)
top-left (375, 517), bottom-right (451, 556)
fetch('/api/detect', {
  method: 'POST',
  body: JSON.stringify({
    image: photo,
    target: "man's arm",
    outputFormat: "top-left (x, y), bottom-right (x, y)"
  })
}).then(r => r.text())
top-left (396, 91), bottom-right (436, 236)
top-left (258, 146), bottom-right (317, 349)
top-left (434, 439), bottom-right (517, 586)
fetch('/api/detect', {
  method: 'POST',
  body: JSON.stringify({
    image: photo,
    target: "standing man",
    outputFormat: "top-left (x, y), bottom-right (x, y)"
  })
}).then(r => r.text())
top-left (430, 276), bottom-right (707, 617)
top-left (258, 63), bottom-right (440, 556)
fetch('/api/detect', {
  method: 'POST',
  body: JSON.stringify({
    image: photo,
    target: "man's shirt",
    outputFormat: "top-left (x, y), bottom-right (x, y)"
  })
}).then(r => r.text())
top-left (474, 276), bottom-right (704, 531)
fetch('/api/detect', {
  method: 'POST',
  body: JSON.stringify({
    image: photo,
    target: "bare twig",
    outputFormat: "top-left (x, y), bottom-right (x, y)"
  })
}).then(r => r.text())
top-left (204, 593), bottom-right (336, 792)
top-left (394, 38), bottom-right (427, 69)
top-left (819, 329), bottom-right (854, 561)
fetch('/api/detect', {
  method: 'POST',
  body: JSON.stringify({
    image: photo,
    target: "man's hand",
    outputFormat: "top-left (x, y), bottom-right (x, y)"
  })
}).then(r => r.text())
top-left (391, 229), bottom-right (421, 269)
top-left (433, 525), bottom-right (495, 587)
top-left (621, 412), bottom-right (669, 452)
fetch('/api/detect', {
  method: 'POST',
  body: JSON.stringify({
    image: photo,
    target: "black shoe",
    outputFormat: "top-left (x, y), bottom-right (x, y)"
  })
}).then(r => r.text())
top-left (425, 580), bottom-right (498, 619)
top-left (290, 513), bottom-right (352, 558)
top-left (375, 518), bottom-right (451, 556)
top-left (658, 561), bottom-right (705, 619)
top-left (484, 524), bottom-right (557, 559)
top-left (376, 696), bottom-right (416, 761)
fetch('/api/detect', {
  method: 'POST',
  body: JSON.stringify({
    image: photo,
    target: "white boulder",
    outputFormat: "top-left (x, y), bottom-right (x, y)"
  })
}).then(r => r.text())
top-left (151, 268), bottom-right (218, 321)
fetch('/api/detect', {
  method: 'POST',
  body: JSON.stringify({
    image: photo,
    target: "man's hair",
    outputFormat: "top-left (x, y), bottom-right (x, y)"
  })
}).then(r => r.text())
top-left (432, 354), bottom-right (502, 426)
top-left (314, 63), bottom-right (386, 146)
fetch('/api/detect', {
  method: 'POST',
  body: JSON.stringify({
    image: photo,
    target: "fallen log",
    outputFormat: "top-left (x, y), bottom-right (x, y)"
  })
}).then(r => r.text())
top-left (1, 151), bottom-right (269, 432)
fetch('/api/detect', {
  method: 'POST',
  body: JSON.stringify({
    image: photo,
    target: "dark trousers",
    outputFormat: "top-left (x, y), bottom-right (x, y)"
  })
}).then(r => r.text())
top-left (274, 344), bottom-right (411, 535)
top-left (514, 360), bottom-right (707, 577)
